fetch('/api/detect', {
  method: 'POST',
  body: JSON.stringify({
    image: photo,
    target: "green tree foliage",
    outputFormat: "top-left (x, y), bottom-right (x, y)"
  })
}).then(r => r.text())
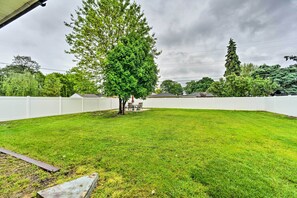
top-left (160, 80), bottom-right (183, 96)
top-left (0, 56), bottom-right (100, 97)
top-left (0, 56), bottom-right (42, 96)
top-left (216, 40), bottom-right (279, 97)
top-left (52, 73), bottom-right (75, 97)
top-left (208, 74), bottom-right (278, 97)
top-left (42, 73), bottom-right (63, 96)
top-left (65, 0), bottom-right (159, 80)
top-left (103, 33), bottom-right (158, 114)
top-left (67, 67), bottom-right (99, 95)
top-left (35, 71), bottom-right (45, 90)
top-left (0, 56), bottom-right (40, 75)
top-left (2, 72), bottom-right (39, 96)
top-left (154, 88), bottom-right (162, 94)
top-left (241, 63), bottom-right (258, 77)
top-left (207, 78), bottom-right (226, 97)
top-left (251, 64), bottom-right (297, 95)
top-left (184, 77), bottom-right (214, 94)
top-left (224, 39), bottom-right (241, 77)
top-left (0, 80), bottom-right (3, 95)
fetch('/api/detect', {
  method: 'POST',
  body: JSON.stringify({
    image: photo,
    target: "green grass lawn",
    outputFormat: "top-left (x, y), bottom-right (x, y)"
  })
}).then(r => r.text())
top-left (0, 109), bottom-right (297, 197)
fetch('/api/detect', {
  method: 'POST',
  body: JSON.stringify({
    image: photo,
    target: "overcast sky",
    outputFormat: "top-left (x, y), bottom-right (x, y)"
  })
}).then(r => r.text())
top-left (0, 0), bottom-right (296, 84)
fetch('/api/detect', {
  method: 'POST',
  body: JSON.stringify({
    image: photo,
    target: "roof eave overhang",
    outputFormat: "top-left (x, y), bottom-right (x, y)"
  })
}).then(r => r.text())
top-left (0, 0), bottom-right (47, 29)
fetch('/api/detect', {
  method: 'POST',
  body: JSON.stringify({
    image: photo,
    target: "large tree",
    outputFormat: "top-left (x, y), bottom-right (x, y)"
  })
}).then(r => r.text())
top-left (224, 39), bottom-right (241, 77)
top-left (0, 56), bottom-right (42, 96)
top-left (65, 0), bottom-right (159, 112)
top-left (160, 80), bottom-right (183, 96)
top-left (1, 56), bottom-right (40, 75)
top-left (65, 0), bottom-right (159, 79)
top-left (103, 33), bottom-right (158, 114)
top-left (252, 64), bottom-right (297, 95)
top-left (0, 56), bottom-right (42, 94)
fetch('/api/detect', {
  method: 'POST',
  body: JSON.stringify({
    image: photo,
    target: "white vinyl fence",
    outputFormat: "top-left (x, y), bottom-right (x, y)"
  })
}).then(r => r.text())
top-left (0, 97), bottom-right (118, 122)
top-left (142, 96), bottom-right (297, 117)
top-left (0, 96), bottom-right (296, 122)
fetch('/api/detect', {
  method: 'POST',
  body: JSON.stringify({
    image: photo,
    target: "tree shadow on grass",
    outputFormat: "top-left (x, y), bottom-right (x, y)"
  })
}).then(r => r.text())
top-left (90, 110), bottom-right (145, 119)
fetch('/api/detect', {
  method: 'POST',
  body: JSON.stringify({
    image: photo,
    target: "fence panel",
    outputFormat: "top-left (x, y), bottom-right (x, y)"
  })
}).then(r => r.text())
top-left (143, 97), bottom-right (266, 111)
top-left (0, 97), bottom-right (27, 121)
top-left (265, 96), bottom-right (297, 117)
top-left (62, 98), bottom-right (83, 114)
top-left (30, 97), bottom-right (60, 118)
top-left (142, 96), bottom-right (297, 117)
top-left (0, 97), bottom-right (118, 122)
top-left (83, 98), bottom-right (99, 112)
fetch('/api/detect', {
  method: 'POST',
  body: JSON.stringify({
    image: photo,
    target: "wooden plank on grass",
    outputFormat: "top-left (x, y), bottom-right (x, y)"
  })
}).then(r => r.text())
top-left (0, 148), bottom-right (60, 173)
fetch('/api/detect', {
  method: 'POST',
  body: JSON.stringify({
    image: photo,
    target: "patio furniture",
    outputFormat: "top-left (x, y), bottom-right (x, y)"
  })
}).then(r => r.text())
top-left (128, 103), bottom-right (133, 111)
top-left (137, 102), bottom-right (143, 111)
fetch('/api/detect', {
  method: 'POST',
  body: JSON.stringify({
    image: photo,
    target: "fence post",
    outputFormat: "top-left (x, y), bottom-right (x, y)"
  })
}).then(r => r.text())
top-left (26, 96), bottom-right (31, 118)
top-left (82, 97), bottom-right (84, 112)
top-left (59, 96), bottom-right (62, 115)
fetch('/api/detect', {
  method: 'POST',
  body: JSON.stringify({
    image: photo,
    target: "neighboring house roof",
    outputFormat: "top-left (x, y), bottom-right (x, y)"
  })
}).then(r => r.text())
top-left (182, 92), bottom-right (215, 98)
top-left (204, 93), bottom-right (215, 97)
top-left (70, 93), bottom-right (105, 98)
top-left (70, 93), bottom-right (83, 98)
top-left (83, 94), bottom-right (98, 98)
top-left (148, 93), bottom-right (178, 98)
top-left (83, 94), bottom-right (104, 98)
top-left (0, 0), bottom-right (47, 29)
top-left (70, 93), bottom-right (104, 98)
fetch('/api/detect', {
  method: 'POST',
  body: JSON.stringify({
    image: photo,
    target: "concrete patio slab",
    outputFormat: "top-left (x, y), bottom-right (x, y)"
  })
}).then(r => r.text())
top-left (37, 173), bottom-right (99, 198)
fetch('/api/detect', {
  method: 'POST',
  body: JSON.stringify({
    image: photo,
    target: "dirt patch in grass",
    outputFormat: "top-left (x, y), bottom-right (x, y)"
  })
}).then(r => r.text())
top-left (0, 153), bottom-right (56, 198)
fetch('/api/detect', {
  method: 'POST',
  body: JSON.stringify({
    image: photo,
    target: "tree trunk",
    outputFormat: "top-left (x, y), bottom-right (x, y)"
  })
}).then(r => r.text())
top-left (122, 100), bottom-right (127, 115)
top-left (118, 98), bottom-right (128, 115)
top-left (118, 98), bottom-right (123, 114)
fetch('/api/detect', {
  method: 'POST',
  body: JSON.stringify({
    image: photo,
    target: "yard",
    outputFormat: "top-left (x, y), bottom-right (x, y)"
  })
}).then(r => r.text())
top-left (0, 109), bottom-right (296, 197)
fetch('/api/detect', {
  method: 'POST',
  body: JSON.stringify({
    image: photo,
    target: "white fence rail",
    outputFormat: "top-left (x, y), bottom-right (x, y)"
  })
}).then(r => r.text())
top-left (0, 96), bottom-right (296, 122)
top-left (143, 96), bottom-right (297, 117)
top-left (0, 97), bottom-right (118, 122)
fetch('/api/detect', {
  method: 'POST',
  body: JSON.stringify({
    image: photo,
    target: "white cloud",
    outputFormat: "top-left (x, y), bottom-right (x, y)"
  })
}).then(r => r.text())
top-left (0, 0), bottom-right (296, 82)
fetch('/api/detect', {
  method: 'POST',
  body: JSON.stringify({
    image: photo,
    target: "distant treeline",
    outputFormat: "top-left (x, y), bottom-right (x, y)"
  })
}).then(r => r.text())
top-left (158, 63), bottom-right (297, 96)
top-left (0, 56), bottom-right (99, 97)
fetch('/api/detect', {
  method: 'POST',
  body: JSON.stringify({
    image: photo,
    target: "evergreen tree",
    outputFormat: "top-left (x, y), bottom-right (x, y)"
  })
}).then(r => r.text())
top-left (252, 64), bottom-right (297, 95)
top-left (224, 39), bottom-right (241, 77)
